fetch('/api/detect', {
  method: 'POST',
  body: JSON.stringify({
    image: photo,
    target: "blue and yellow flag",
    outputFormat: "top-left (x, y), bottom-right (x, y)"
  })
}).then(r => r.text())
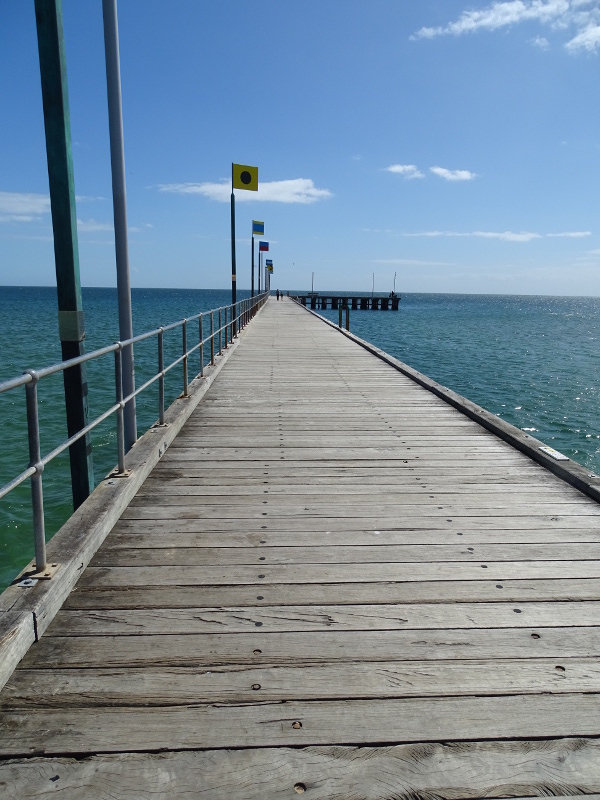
top-left (232, 164), bottom-right (258, 191)
top-left (252, 220), bottom-right (264, 236)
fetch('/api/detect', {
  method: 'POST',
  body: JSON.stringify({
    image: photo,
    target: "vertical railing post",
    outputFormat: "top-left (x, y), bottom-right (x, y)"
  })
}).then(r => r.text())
top-left (218, 309), bottom-right (222, 356)
top-left (199, 314), bottom-right (204, 378)
top-left (24, 370), bottom-right (46, 572)
top-left (114, 346), bottom-right (126, 472)
top-left (158, 328), bottom-right (165, 423)
top-left (210, 312), bottom-right (215, 366)
top-left (346, 306), bottom-right (350, 331)
top-left (224, 307), bottom-right (228, 349)
top-left (338, 306), bottom-right (342, 328)
top-left (182, 319), bottom-right (189, 397)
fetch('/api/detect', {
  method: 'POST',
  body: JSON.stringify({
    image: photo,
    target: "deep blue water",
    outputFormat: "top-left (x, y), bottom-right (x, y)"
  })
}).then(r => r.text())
top-left (1, 287), bottom-right (600, 590)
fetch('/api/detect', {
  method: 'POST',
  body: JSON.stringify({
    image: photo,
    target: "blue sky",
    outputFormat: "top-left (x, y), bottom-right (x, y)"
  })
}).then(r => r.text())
top-left (1, 0), bottom-right (600, 295)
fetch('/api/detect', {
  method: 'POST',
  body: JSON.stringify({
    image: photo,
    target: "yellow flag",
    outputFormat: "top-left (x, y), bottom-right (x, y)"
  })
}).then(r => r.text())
top-left (232, 164), bottom-right (258, 191)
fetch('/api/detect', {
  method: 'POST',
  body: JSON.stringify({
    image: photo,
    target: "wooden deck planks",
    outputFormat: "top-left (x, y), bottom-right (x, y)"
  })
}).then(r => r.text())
top-left (2, 297), bottom-right (600, 797)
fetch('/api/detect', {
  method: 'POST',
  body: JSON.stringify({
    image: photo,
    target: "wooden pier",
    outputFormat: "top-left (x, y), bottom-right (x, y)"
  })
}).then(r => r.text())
top-left (2, 297), bottom-right (600, 797)
top-left (293, 293), bottom-right (400, 310)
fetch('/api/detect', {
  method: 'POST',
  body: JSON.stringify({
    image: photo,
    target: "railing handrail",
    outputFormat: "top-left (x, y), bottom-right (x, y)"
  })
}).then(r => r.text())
top-left (0, 291), bottom-right (269, 576)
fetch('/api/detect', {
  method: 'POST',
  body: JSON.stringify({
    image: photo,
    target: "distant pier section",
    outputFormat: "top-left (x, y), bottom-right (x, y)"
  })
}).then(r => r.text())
top-left (292, 292), bottom-right (400, 310)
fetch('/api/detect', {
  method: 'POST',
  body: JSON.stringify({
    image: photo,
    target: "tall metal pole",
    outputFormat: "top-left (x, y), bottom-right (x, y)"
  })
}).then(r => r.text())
top-left (251, 234), bottom-right (255, 298)
top-left (258, 251), bottom-right (262, 294)
top-left (102, 0), bottom-right (136, 451)
top-left (34, 0), bottom-right (94, 509)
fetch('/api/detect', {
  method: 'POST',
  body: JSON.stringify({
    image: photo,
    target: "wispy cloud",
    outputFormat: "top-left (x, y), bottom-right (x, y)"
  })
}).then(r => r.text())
top-left (158, 178), bottom-right (332, 204)
top-left (412, 1), bottom-right (600, 54)
top-left (0, 191), bottom-right (107, 224)
top-left (77, 218), bottom-right (152, 234)
top-left (546, 230), bottom-right (592, 237)
top-left (373, 258), bottom-right (454, 266)
top-left (430, 166), bottom-right (478, 181)
top-left (565, 22), bottom-right (600, 51)
top-left (0, 191), bottom-right (50, 222)
top-left (77, 219), bottom-right (113, 233)
top-left (530, 35), bottom-right (551, 48)
top-left (385, 164), bottom-right (425, 179)
top-left (402, 229), bottom-right (591, 241)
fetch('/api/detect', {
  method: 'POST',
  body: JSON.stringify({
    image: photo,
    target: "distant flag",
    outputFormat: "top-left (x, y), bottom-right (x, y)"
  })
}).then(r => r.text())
top-left (266, 259), bottom-right (273, 266)
top-left (232, 163), bottom-right (258, 191)
top-left (259, 241), bottom-right (269, 252)
top-left (252, 220), bottom-right (264, 236)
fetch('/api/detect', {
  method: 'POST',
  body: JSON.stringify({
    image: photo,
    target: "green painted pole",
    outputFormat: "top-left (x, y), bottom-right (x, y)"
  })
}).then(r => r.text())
top-left (34, 0), bottom-right (94, 509)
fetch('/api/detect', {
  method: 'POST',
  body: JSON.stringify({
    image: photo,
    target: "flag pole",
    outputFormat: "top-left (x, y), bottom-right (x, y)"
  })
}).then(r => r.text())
top-left (251, 233), bottom-right (255, 298)
top-left (230, 164), bottom-right (237, 334)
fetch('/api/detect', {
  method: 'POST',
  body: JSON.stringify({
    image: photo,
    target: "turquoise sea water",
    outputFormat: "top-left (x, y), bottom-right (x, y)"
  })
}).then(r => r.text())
top-left (2, 288), bottom-right (600, 590)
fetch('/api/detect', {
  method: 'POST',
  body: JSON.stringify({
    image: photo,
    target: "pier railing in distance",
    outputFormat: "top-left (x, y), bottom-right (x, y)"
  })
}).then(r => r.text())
top-left (0, 292), bottom-right (269, 577)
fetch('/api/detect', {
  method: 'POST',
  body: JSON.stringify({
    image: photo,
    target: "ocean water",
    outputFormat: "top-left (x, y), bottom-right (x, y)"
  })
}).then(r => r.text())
top-left (1, 288), bottom-right (600, 590)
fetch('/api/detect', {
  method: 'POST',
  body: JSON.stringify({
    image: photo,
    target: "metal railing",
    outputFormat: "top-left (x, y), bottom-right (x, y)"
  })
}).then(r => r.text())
top-left (0, 292), bottom-right (269, 574)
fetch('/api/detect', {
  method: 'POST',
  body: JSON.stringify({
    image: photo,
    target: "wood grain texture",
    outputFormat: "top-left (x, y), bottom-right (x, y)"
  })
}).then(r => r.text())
top-left (3, 694), bottom-right (600, 754)
top-left (1, 740), bottom-right (599, 799)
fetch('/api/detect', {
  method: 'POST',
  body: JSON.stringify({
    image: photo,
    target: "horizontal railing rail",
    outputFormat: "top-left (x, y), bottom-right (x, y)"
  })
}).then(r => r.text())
top-left (0, 292), bottom-right (269, 576)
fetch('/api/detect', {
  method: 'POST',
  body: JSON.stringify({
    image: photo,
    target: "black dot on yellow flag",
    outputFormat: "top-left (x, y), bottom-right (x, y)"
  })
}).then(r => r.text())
top-left (232, 163), bottom-right (259, 191)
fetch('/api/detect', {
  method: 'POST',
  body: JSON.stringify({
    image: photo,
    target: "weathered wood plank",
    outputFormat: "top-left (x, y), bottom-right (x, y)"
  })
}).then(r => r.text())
top-left (4, 659), bottom-right (600, 707)
top-left (91, 543), bottom-right (600, 567)
top-left (120, 503), bottom-right (600, 520)
top-left (63, 578), bottom-right (600, 610)
top-left (2, 695), bottom-right (600, 754)
top-left (0, 613), bottom-right (35, 694)
top-left (74, 560), bottom-right (600, 587)
top-left (110, 514), bottom-right (600, 532)
top-left (1, 740), bottom-right (599, 799)
top-left (19, 627), bottom-right (600, 669)
top-left (42, 602), bottom-right (600, 636)
top-left (98, 528), bottom-right (600, 551)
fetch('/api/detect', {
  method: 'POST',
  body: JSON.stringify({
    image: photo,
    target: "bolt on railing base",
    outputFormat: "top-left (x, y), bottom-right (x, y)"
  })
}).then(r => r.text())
top-left (106, 469), bottom-right (132, 480)
top-left (17, 562), bottom-right (61, 582)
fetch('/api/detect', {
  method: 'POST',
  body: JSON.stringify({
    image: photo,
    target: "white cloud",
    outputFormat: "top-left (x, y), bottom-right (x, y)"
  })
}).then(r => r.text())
top-left (158, 178), bottom-right (332, 204)
top-left (373, 258), bottom-right (454, 266)
top-left (566, 22), bottom-right (600, 50)
top-left (385, 164), bottom-right (425, 179)
top-left (77, 218), bottom-right (152, 234)
top-left (470, 230), bottom-right (542, 241)
top-left (530, 34), bottom-right (551, 47)
top-left (412, 0), bottom-right (600, 54)
top-left (401, 229), bottom-right (591, 241)
top-left (430, 166), bottom-right (478, 181)
top-left (0, 191), bottom-right (50, 222)
top-left (546, 230), bottom-right (592, 236)
top-left (77, 219), bottom-right (114, 233)
top-left (0, 191), bottom-right (107, 224)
